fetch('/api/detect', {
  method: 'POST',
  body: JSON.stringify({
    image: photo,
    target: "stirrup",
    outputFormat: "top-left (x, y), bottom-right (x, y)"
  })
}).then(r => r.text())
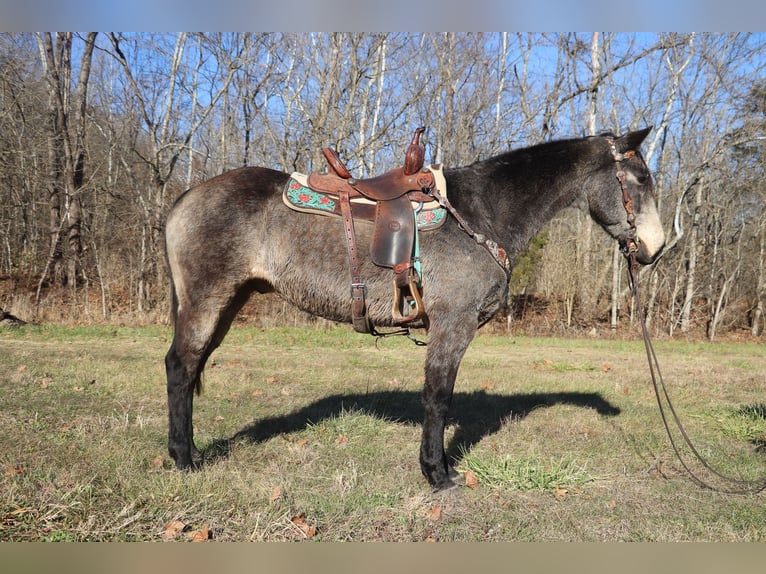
top-left (391, 271), bottom-right (426, 324)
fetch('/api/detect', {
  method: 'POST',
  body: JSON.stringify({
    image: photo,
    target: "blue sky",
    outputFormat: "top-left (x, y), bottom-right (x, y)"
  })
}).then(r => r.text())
top-left (2, 0), bottom-right (766, 32)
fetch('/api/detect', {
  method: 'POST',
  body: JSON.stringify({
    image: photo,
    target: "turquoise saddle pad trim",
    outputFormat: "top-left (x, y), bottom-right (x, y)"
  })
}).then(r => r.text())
top-left (284, 177), bottom-right (447, 230)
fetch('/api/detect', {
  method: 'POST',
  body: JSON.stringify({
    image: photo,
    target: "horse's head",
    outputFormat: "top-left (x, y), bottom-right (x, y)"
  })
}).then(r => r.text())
top-left (588, 127), bottom-right (665, 265)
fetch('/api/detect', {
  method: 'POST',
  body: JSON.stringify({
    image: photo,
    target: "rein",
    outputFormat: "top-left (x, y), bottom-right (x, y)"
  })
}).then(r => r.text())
top-left (610, 140), bottom-right (766, 495)
top-left (427, 186), bottom-right (512, 279)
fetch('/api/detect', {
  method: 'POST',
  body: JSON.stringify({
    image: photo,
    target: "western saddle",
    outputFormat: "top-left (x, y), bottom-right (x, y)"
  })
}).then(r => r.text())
top-left (303, 127), bottom-right (441, 334)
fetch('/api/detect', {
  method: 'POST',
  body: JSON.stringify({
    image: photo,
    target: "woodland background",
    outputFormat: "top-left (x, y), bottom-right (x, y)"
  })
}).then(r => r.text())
top-left (1, 32), bottom-right (766, 340)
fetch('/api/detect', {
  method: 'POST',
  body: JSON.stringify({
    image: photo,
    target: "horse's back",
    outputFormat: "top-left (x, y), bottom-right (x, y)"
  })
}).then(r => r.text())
top-left (169, 166), bottom-right (287, 217)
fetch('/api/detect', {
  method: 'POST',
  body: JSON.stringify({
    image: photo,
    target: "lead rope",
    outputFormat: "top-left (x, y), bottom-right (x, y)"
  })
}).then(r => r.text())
top-left (627, 253), bottom-right (766, 494)
top-left (613, 141), bottom-right (766, 494)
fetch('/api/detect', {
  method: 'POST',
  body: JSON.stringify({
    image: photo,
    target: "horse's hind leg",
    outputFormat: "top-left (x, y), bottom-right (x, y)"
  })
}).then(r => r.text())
top-left (165, 283), bottom-right (253, 469)
top-left (165, 320), bottom-right (204, 469)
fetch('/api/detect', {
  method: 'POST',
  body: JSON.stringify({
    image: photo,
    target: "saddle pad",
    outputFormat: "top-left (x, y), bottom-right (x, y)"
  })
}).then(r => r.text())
top-left (283, 169), bottom-right (447, 231)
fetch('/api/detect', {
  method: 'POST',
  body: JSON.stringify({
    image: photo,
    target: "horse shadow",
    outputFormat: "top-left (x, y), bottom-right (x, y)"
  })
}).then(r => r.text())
top-left (201, 389), bottom-right (621, 466)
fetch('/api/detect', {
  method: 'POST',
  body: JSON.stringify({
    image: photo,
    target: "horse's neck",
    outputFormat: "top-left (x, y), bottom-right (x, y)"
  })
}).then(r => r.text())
top-left (447, 149), bottom-right (588, 262)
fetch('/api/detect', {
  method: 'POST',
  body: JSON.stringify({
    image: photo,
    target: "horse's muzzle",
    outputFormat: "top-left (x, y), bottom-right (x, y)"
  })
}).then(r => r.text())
top-left (632, 238), bottom-right (664, 265)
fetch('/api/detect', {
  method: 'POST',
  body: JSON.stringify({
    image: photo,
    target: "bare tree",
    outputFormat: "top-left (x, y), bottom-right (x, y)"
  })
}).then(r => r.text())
top-left (34, 32), bottom-right (97, 304)
top-left (107, 32), bottom-right (242, 311)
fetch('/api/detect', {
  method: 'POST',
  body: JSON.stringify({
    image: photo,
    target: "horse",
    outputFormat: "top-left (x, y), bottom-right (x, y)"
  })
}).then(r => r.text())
top-left (163, 127), bottom-right (665, 491)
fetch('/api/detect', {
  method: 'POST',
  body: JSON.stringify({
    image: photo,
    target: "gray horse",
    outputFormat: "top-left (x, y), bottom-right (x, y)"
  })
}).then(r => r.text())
top-left (164, 127), bottom-right (664, 491)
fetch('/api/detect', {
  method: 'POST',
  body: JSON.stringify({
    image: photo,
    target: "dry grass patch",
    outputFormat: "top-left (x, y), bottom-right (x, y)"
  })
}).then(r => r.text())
top-left (2, 325), bottom-right (766, 540)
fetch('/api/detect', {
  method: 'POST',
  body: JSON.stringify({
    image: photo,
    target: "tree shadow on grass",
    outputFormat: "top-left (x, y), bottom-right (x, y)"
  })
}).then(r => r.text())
top-left (201, 389), bottom-right (620, 467)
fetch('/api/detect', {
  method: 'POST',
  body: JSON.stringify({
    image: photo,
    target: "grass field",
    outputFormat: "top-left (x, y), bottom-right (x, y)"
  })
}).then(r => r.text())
top-left (2, 324), bottom-right (766, 541)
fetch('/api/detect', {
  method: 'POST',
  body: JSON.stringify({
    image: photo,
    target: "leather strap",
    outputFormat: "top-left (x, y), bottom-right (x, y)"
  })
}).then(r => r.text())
top-left (427, 187), bottom-right (511, 278)
top-left (338, 188), bottom-right (370, 333)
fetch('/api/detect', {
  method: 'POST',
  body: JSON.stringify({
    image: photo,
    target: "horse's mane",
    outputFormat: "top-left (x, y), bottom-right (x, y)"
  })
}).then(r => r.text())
top-left (469, 134), bottom-right (603, 175)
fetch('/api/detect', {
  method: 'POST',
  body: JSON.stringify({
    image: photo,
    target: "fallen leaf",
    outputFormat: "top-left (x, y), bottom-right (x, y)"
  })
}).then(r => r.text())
top-left (290, 513), bottom-right (317, 538)
top-left (554, 487), bottom-right (568, 498)
top-left (335, 434), bottom-right (349, 445)
top-left (295, 438), bottom-right (310, 448)
top-left (623, 387), bottom-right (631, 395)
top-left (266, 376), bottom-right (280, 384)
top-left (601, 363), bottom-right (611, 373)
top-left (214, 416), bottom-right (224, 422)
top-left (480, 380), bottom-right (495, 390)
top-left (17, 365), bottom-right (27, 373)
top-left (73, 386), bottom-right (84, 392)
top-left (464, 470), bottom-right (479, 489)
top-left (427, 504), bottom-right (442, 521)
top-left (152, 456), bottom-right (165, 471)
top-left (251, 389), bottom-right (264, 397)
top-left (291, 513), bottom-right (306, 525)
top-left (607, 499), bottom-right (617, 508)
top-left (387, 378), bottom-right (401, 386)
top-left (269, 486), bottom-right (282, 502)
top-left (3, 465), bottom-right (25, 477)
top-left (188, 525), bottom-right (211, 542)
top-left (162, 520), bottom-right (187, 540)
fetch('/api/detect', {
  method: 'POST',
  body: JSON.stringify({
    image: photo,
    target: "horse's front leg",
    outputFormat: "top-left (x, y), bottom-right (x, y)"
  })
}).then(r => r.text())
top-left (420, 315), bottom-right (477, 491)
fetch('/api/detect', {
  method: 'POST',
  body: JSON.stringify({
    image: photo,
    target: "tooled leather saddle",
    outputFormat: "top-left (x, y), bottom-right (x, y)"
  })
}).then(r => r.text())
top-left (282, 127), bottom-right (447, 334)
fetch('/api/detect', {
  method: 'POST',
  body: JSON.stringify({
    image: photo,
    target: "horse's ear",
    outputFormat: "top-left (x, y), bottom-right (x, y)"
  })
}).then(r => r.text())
top-left (614, 126), bottom-right (652, 153)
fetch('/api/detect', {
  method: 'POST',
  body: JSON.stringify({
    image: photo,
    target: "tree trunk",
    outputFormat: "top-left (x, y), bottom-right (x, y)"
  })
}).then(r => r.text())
top-left (34, 32), bottom-right (97, 303)
top-left (752, 214), bottom-right (766, 335)
top-left (680, 182), bottom-right (703, 333)
top-left (578, 33), bottom-right (599, 323)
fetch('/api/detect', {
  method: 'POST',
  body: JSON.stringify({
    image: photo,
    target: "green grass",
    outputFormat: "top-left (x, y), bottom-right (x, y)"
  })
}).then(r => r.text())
top-left (458, 447), bottom-right (593, 491)
top-left (705, 404), bottom-right (766, 447)
top-left (2, 324), bottom-right (766, 541)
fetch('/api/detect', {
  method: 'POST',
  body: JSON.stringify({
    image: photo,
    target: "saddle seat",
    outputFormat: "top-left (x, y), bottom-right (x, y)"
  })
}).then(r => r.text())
top-left (294, 127), bottom-right (444, 333)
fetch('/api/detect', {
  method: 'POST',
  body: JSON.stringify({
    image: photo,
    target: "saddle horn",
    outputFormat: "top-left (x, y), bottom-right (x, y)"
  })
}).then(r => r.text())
top-left (403, 126), bottom-right (426, 176)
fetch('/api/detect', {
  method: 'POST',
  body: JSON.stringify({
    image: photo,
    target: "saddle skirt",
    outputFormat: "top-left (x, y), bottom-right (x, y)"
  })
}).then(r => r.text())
top-left (283, 165), bottom-right (448, 233)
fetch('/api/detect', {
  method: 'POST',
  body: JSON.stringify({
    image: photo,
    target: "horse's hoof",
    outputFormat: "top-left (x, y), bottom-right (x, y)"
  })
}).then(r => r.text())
top-left (173, 454), bottom-right (201, 471)
top-left (431, 479), bottom-right (459, 494)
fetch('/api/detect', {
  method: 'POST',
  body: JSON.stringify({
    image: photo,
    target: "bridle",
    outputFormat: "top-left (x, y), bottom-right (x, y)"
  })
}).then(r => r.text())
top-left (609, 139), bottom-right (766, 495)
top-left (607, 139), bottom-right (640, 259)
